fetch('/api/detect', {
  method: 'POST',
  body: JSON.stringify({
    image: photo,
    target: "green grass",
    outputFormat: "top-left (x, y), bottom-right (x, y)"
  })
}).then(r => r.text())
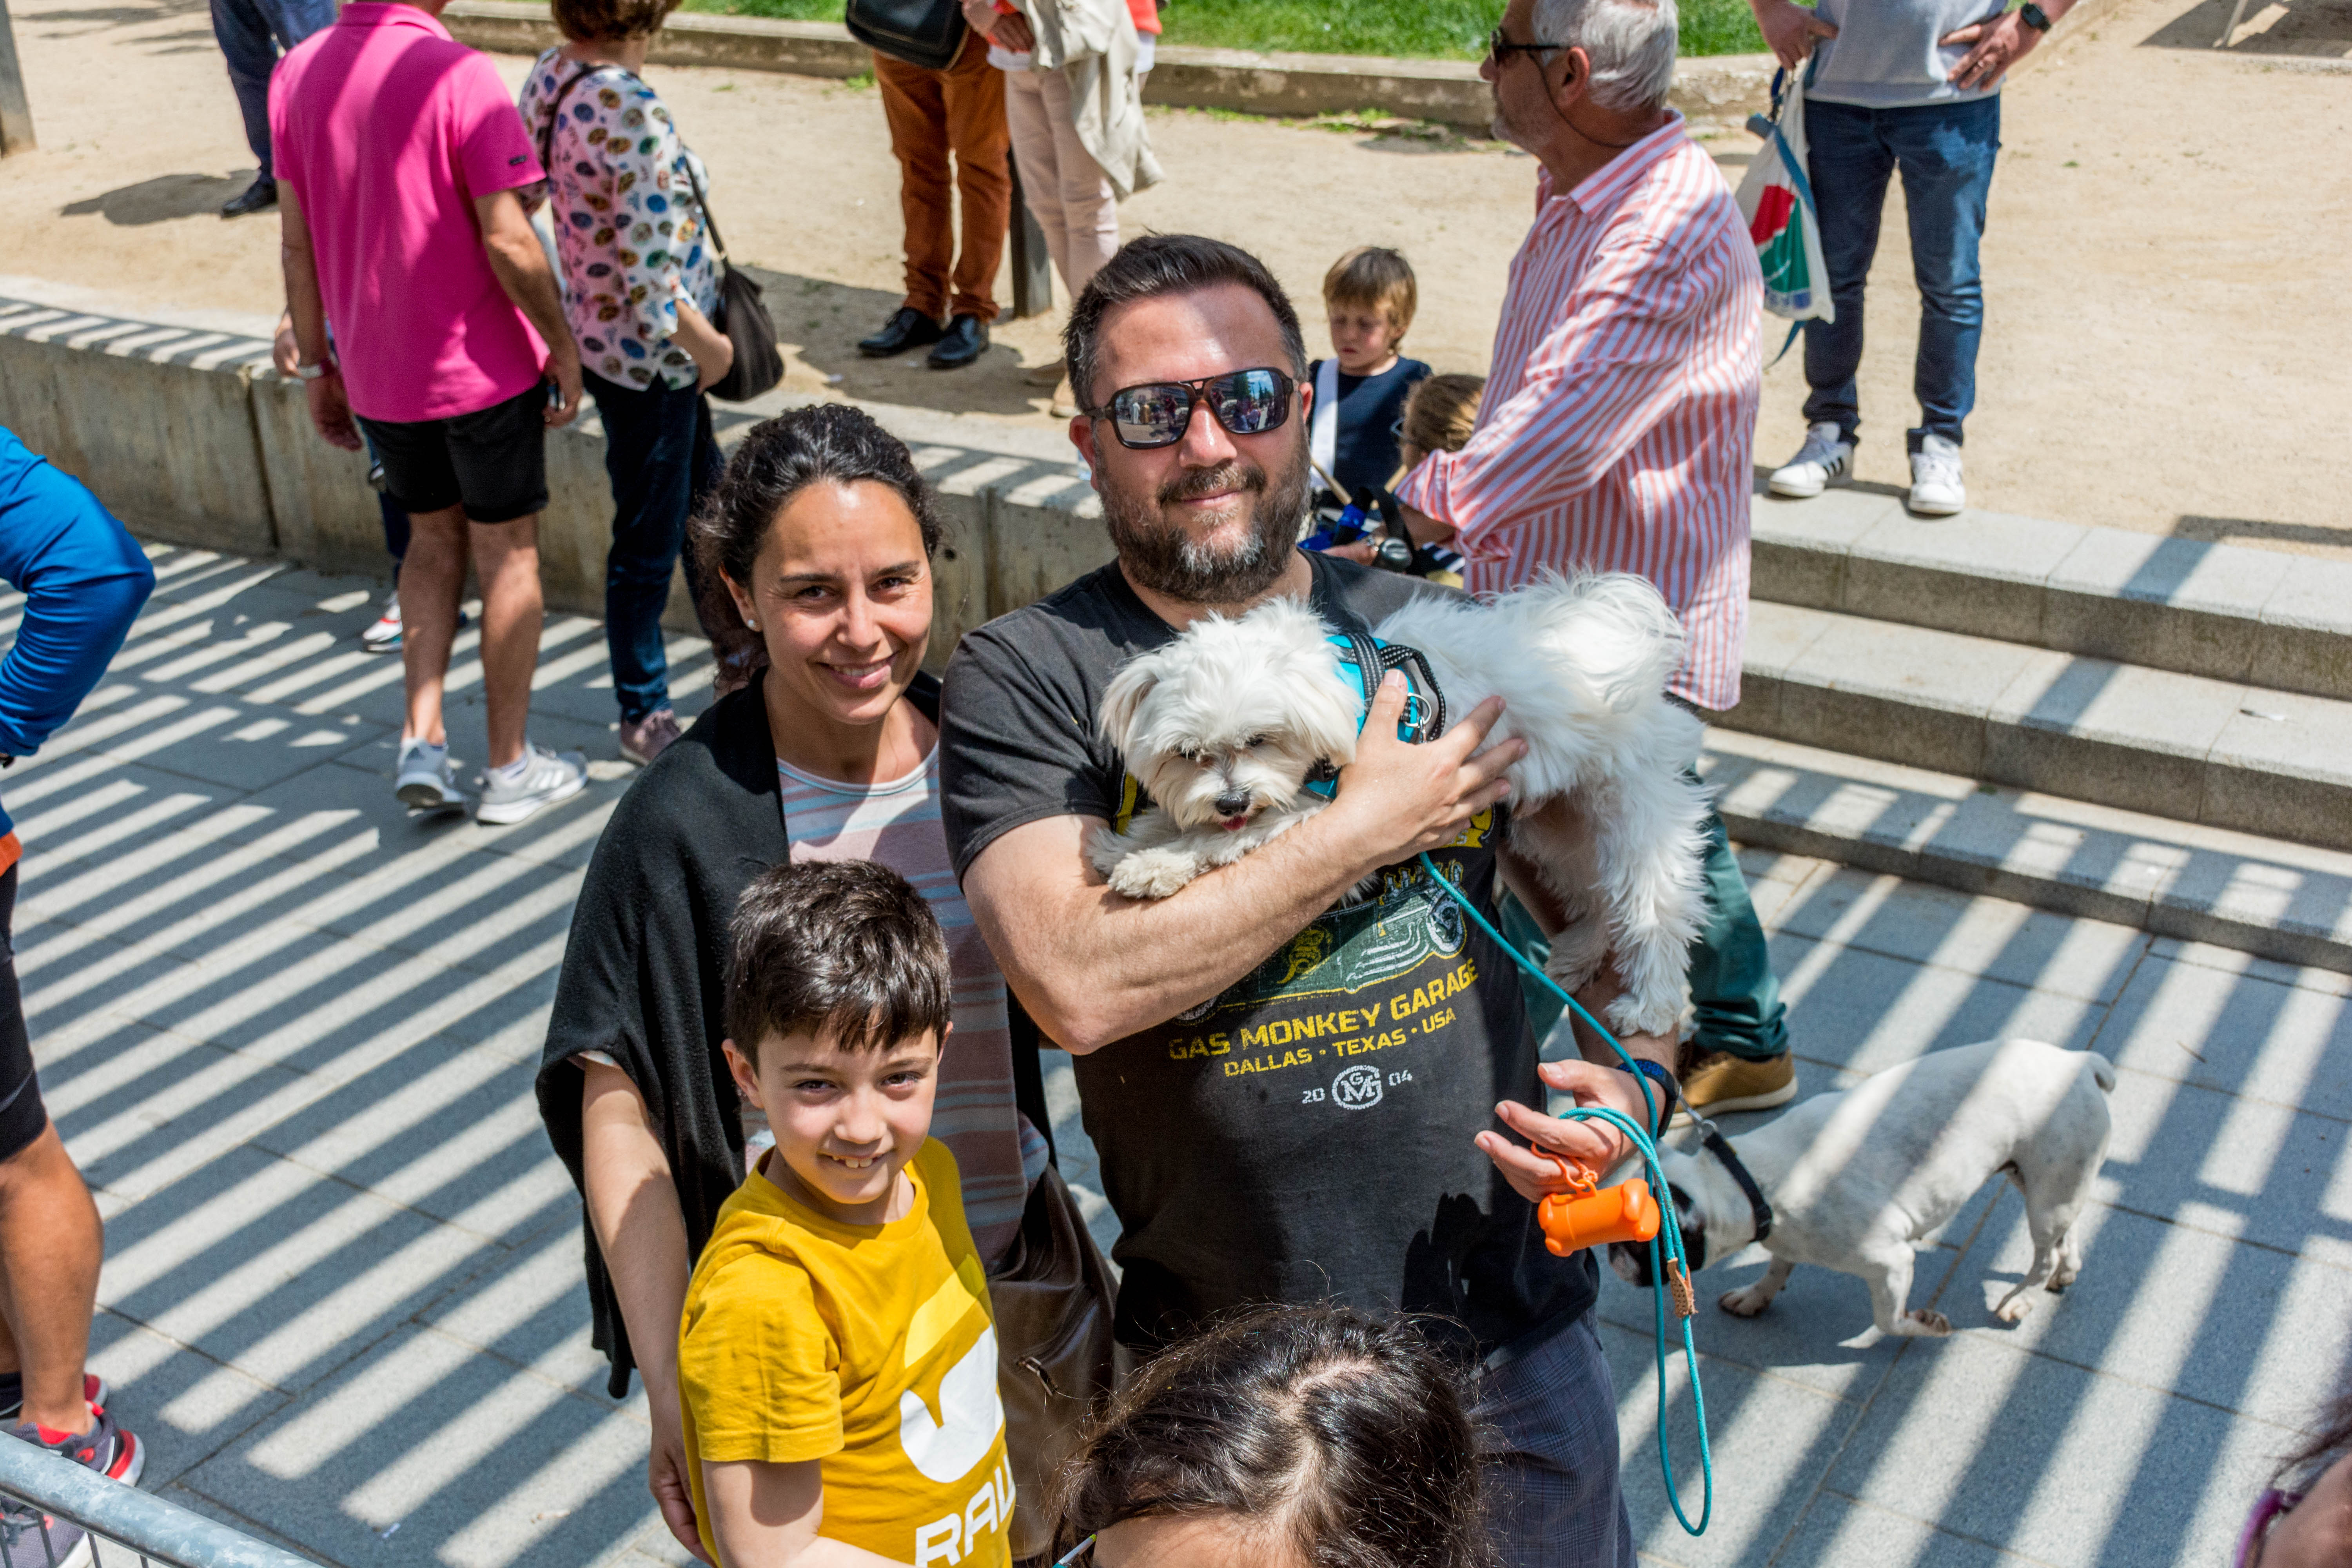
top-left (677, 0), bottom-right (1768, 58)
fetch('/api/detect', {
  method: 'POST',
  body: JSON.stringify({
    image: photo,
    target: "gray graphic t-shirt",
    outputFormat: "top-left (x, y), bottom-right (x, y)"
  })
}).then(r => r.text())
top-left (1808, 0), bottom-right (2003, 108)
top-left (938, 552), bottom-right (1595, 1357)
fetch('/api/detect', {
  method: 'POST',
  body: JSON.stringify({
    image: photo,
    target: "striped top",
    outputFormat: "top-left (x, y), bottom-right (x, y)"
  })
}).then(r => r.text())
top-left (1393, 116), bottom-right (1761, 712)
top-left (778, 748), bottom-right (1039, 1262)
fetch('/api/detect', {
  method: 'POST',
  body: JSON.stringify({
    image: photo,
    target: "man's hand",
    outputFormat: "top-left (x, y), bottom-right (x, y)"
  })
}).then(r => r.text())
top-left (1750, 0), bottom-right (1838, 71)
top-left (1943, 7), bottom-right (2043, 90)
top-left (544, 339), bottom-right (584, 428)
top-left (1313, 538), bottom-right (1380, 566)
top-left (1321, 672), bottom-right (1524, 872)
top-left (1478, 1058), bottom-right (1657, 1200)
top-left (306, 372), bottom-right (364, 451)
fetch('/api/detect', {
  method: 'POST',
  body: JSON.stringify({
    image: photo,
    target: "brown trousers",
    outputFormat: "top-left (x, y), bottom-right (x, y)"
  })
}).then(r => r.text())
top-left (872, 30), bottom-right (1011, 322)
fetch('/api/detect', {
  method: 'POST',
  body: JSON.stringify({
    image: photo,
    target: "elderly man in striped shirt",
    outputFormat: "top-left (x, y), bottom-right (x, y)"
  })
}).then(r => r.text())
top-left (1391, 0), bottom-right (1796, 1126)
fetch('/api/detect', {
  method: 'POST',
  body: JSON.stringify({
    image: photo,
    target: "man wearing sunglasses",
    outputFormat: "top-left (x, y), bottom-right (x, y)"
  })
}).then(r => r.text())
top-left (938, 233), bottom-right (1666, 1566)
top-left (1387, 0), bottom-right (1797, 1136)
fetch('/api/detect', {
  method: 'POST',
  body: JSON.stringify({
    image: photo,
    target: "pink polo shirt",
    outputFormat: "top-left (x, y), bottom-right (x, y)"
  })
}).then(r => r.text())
top-left (269, 3), bottom-right (547, 423)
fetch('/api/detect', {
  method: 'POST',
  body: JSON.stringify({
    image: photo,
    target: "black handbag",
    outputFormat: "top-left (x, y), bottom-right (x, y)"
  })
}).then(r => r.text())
top-left (539, 66), bottom-right (782, 404)
top-left (989, 1164), bottom-right (1118, 1562)
top-left (679, 161), bottom-right (784, 403)
top-left (845, 0), bottom-right (968, 70)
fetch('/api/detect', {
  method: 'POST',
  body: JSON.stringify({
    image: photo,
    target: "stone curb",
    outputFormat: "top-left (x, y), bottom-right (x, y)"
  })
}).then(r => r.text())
top-left (0, 290), bottom-right (1109, 661)
top-left (1750, 487), bottom-right (2352, 703)
top-left (1703, 727), bottom-right (2352, 975)
top-left (1724, 600), bottom-right (2352, 855)
top-left (439, 0), bottom-right (1780, 129)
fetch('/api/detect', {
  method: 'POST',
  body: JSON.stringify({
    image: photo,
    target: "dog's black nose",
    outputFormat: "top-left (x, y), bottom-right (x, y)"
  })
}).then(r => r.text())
top-left (1214, 790), bottom-right (1253, 817)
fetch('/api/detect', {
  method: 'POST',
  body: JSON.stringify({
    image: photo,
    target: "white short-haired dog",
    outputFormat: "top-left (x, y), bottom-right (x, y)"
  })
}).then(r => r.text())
top-left (1611, 1040), bottom-right (2116, 1337)
top-left (1087, 573), bottom-right (1712, 1038)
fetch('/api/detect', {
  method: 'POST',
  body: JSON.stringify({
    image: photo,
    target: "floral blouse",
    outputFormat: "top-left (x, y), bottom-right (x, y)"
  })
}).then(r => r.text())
top-left (520, 53), bottom-right (721, 393)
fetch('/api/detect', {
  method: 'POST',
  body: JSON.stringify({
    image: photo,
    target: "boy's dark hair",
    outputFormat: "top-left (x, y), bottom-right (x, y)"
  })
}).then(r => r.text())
top-left (1323, 246), bottom-right (1418, 341)
top-left (724, 859), bottom-right (952, 1062)
top-left (551, 0), bottom-right (681, 42)
top-left (1052, 1306), bottom-right (1494, 1568)
top-left (689, 404), bottom-right (944, 684)
top-left (1064, 235), bottom-right (1308, 413)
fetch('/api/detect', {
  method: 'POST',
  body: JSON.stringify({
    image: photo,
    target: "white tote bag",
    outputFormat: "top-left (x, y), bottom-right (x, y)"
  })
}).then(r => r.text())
top-left (1735, 68), bottom-right (1835, 325)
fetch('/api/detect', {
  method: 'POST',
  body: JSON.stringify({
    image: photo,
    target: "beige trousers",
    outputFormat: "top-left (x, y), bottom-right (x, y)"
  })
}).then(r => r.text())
top-left (1004, 67), bottom-right (1120, 301)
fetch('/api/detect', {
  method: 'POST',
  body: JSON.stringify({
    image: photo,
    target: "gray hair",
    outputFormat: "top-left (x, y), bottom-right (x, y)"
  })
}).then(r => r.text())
top-left (1532, 0), bottom-right (1679, 114)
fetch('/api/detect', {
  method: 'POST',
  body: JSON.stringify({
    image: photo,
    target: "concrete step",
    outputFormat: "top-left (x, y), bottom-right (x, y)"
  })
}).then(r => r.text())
top-left (1723, 600), bottom-right (2352, 853)
top-left (1749, 488), bottom-right (2352, 702)
top-left (1701, 727), bottom-right (2352, 974)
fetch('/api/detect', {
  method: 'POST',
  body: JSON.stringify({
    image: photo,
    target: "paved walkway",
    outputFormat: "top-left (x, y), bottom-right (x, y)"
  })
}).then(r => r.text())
top-left (19, 543), bottom-right (2348, 1568)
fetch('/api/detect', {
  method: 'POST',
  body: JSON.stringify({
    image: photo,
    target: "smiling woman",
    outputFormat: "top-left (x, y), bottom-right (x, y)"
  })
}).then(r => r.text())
top-left (536, 403), bottom-right (1053, 1563)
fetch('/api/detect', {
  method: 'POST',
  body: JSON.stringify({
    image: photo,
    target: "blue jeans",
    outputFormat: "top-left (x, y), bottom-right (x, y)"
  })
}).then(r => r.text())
top-left (587, 370), bottom-right (722, 723)
top-left (209, 0), bottom-right (336, 178)
top-left (1474, 1309), bottom-right (1634, 1567)
top-left (1800, 94), bottom-right (2001, 450)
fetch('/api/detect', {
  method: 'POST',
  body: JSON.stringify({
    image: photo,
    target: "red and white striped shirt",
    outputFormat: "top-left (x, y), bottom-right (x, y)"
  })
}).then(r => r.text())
top-left (1395, 116), bottom-right (1761, 712)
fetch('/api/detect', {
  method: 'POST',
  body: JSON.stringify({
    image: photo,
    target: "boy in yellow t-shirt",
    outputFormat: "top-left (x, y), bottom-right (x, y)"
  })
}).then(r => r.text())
top-left (681, 859), bottom-right (1012, 1568)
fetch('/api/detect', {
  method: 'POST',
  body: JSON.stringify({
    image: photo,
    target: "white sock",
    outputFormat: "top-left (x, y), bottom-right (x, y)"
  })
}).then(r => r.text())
top-left (490, 748), bottom-right (535, 785)
top-left (401, 737), bottom-right (446, 765)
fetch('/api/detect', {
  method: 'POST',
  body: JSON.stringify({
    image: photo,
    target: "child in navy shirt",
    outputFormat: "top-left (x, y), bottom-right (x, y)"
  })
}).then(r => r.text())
top-left (1307, 247), bottom-right (1431, 506)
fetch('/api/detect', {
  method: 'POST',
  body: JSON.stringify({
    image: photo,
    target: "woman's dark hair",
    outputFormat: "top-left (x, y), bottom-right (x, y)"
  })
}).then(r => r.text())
top-left (1063, 235), bottom-right (1308, 414)
top-left (550, 0), bottom-right (681, 42)
top-left (724, 858), bottom-right (952, 1064)
top-left (2276, 1367), bottom-right (2352, 1490)
top-left (689, 403), bottom-right (943, 682)
top-left (1052, 1306), bottom-right (1494, 1568)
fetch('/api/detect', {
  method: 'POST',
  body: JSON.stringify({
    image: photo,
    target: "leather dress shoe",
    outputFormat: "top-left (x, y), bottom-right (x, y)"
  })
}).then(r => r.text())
top-left (858, 307), bottom-right (944, 358)
top-left (926, 313), bottom-right (989, 370)
top-left (221, 176), bottom-right (278, 218)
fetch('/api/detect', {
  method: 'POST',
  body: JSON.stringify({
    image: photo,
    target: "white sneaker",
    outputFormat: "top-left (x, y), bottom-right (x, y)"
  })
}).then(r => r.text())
top-left (361, 592), bottom-right (402, 654)
top-left (475, 744), bottom-right (588, 825)
top-left (1908, 434), bottom-right (1966, 516)
top-left (1767, 422), bottom-right (1854, 498)
top-left (395, 739), bottom-right (466, 814)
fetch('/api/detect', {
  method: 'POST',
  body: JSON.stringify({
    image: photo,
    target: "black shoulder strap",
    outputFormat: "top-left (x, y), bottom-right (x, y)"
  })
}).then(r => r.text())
top-left (536, 64), bottom-right (601, 177)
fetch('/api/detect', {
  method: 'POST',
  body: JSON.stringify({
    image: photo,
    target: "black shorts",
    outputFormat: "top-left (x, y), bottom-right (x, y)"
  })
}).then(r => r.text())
top-left (0, 866), bottom-right (48, 1165)
top-left (354, 381), bottom-right (551, 523)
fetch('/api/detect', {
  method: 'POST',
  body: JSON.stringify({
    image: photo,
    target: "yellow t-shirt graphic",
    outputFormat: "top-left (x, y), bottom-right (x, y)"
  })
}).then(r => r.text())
top-left (679, 1140), bottom-right (1013, 1568)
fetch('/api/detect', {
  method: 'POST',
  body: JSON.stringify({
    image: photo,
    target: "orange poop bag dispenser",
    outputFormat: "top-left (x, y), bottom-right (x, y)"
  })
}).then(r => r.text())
top-left (1534, 1148), bottom-right (1662, 1258)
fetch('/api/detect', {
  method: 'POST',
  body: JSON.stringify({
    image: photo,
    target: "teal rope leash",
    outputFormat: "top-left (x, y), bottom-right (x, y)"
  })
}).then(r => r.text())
top-left (1418, 854), bottom-right (1715, 1536)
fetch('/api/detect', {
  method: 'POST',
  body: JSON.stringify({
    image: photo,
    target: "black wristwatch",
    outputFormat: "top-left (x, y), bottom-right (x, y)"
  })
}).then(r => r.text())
top-left (1612, 1060), bottom-right (1680, 1136)
top-left (2018, 2), bottom-right (2053, 31)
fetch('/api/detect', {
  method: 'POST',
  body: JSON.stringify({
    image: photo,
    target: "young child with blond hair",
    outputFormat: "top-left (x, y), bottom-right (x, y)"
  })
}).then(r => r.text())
top-left (1307, 247), bottom-right (1431, 505)
top-left (680, 858), bottom-right (1012, 1568)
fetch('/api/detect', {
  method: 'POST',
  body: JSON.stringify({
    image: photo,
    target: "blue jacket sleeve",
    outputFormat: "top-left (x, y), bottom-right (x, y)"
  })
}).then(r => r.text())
top-left (0, 429), bottom-right (156, 759)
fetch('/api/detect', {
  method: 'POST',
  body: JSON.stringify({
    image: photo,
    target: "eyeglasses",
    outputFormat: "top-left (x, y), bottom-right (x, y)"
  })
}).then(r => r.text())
top-left (1082, 368), bottom-right (1296, 450)
top-left (1054, 1535), bottom-right (1097, 1568)
top-left (1487, 26), bottom-right (1567, 62)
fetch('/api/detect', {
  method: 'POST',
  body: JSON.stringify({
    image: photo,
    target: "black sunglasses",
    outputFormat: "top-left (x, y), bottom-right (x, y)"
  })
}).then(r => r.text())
top-left (1487, 26), bottom-right (1567, 62)
top-left (1082, 368), bottom-right (1297, 450)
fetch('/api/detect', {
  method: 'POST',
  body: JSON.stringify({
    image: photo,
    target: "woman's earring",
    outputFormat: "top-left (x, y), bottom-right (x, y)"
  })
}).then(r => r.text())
top-left (743, 613), bottom-right (759, 632)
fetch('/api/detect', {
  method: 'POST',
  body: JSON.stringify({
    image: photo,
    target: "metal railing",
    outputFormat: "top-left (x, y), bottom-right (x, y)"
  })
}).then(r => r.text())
top-left (0, 1439), bottom-right (321, 1568)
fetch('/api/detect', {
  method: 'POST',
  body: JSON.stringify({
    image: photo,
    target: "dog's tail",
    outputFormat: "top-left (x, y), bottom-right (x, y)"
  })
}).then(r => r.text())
top-left (2085, 1052), bottom-right (2117, 1095)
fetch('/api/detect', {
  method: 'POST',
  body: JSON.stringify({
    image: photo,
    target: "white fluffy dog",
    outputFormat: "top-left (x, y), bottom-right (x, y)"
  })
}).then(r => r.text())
top-left (1087, 573), bottom-right (1713, 1038)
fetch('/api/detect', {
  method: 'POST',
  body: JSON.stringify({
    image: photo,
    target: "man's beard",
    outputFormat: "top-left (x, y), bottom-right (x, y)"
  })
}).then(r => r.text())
top-left (1102, 440), bottom-right (1312, 607)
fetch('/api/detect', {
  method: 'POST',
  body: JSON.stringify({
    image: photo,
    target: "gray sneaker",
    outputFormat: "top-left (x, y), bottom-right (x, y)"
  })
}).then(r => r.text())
top-left (475, 744), bottom-right (588, 825)
top-left (618, 707), bottom-right (682, 766)
top-left (395, 739), bottom-right (466, 814)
